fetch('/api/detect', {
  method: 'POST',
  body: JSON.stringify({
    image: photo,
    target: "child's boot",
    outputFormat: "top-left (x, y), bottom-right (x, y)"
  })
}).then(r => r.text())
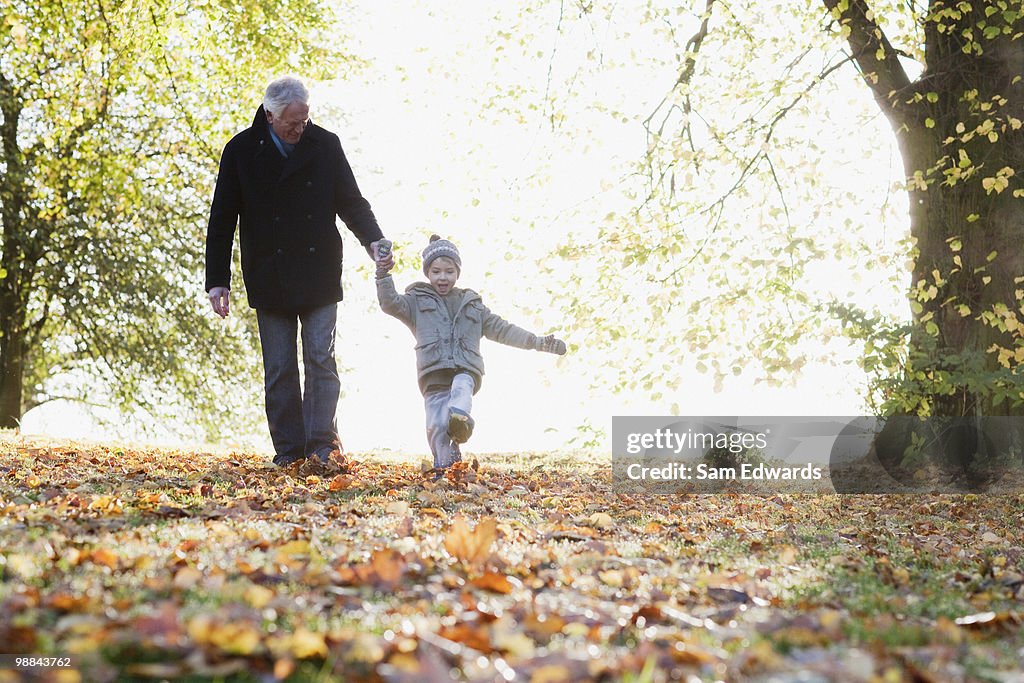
top-left (448, 408), bottom-right (474, 444)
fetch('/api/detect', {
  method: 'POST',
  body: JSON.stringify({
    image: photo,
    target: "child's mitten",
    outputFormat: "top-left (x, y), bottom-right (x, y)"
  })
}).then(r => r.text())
top-left (535, 334), bottom-right (567, 355)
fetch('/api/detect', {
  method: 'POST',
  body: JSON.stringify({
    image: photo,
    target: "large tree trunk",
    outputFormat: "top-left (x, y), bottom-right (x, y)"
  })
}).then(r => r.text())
top-left (0, 316), bottom-right (26, 429)
top-left (0, 71), bottom-right (28, 429)
top-left (827, 0), bottom-right (1024, 418)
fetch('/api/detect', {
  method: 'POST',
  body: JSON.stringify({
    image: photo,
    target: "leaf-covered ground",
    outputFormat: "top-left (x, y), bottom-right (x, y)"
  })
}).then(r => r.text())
top-left (1, 433), bottom-right (1022, 682)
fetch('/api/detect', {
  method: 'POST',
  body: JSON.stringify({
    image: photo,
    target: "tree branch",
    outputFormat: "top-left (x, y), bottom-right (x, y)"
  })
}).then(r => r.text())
top-left (149, 6), bottom-right (218, 161)
top-left (820, 0), bottom-right (915, 130)
top-left (643, 0), bottom-right (716, 138)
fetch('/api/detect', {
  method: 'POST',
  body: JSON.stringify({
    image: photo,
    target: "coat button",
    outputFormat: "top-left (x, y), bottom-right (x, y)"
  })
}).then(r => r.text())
top-left (306, 181), bottom-right (312, 187)
top-left (309, 247), bottom-right (316, 253)
top-left (277, 249), bottom-right (283, 255)
top-left (306, 214), bottom-right (312, 220)
top-left (274, 216), bottom-right (280, 222)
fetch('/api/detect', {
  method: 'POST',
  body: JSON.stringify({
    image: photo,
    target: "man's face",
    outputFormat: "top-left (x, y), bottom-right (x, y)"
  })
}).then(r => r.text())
top-left (427, 258), bottom-right (459, 296)
top-left (266, 101), bottom-right (310, 145)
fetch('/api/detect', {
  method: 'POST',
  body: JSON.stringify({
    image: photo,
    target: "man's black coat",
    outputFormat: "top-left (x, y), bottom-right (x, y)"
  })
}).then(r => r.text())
top-left (205, 106), bottom-right (383, 311)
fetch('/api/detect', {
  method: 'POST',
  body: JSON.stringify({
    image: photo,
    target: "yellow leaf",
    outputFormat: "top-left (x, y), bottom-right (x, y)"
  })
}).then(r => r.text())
top-left (598, 569), bottom-right (625, 587)
top-left (444, 515), bottom-right (497, 567)
top-left (531, 664), bottom-right (573, 683)
top-left (276, 540), bottom-right (310, 557)
top-left (88, 495), bottom-right (123, 515)
top-left (244, 584), bottom-right (275, 609)
top-left (345, 633), bottom-right (386, 664)
top-left (289, 628), bottom-right (328, 659)
top-left (10, 22), bottom-right (26, 47)
top-left (210, 621), bottom-right (261, 655)
top-left (588, 512), bottom-right (614, 529)
top-left (188, 614), bottom-right (215, 643)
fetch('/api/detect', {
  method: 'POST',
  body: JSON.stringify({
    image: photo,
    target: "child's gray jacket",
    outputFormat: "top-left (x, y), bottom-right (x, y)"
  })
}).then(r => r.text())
top-left (376, 276), bottom-right (537, 393)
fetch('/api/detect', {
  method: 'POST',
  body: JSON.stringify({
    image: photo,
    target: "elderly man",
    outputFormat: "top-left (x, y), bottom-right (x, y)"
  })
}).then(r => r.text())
top-left (205, 76), bottom-right (392, 466)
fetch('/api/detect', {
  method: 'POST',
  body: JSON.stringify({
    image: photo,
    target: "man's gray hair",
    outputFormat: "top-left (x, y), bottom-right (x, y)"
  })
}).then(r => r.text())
top-left (263, 76), bottom-right (309, 117)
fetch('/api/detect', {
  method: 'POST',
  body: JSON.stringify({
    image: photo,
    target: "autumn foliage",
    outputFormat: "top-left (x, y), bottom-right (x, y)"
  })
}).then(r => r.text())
top-left (1, 434), bottom-right (1022, 681)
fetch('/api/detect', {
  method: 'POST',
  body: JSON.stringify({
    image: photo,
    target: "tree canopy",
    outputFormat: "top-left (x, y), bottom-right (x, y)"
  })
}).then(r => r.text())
top-left (0, 0), bottom-right (359, 437)
top-left (496, 0), bottom-right (1023, 417)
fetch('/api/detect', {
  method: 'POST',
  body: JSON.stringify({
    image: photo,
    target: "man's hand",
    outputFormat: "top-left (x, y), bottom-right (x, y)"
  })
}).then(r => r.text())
top-left (369, 240), bottom-right (395, 272)
top-left (209, 287), bottom-right (230, 318)
top-left (535, 334), bottom-right (567, 355)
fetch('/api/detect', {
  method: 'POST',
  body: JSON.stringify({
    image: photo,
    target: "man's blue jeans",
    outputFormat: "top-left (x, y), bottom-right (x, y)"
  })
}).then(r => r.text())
top-left (256, 304), bottom-right (340, 465)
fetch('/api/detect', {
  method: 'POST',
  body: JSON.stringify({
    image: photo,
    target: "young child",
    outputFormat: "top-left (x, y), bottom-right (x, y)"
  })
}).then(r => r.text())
top-left (376, 234), bottom-right (566, 474)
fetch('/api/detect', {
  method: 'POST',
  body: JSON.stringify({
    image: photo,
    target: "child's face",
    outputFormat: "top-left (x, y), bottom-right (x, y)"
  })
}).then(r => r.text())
top-left (427, 257), bottom-right (459, 295)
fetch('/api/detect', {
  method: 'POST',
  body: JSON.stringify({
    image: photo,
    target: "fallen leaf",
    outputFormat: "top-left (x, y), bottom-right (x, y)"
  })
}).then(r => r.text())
top-left (444, 515), bottom-right (497, 567)
top-left (438, 622), bottom-right (493, 653)
top-left (89, 548), bottom-right (119, 570)
top-left (955, 611), bottom-right (1021, 631)
top-left (386, 500), bottom-right (410, 516)
top-left (273, 659), bottom-right (296, 680)
top-left (778, 545), bottom-right (798, 564)
top-left (530, 664), bottom-right (572, 683)
top-left (289, 628), bottom-right (328, 659)
top-left (276, 539), bottom-right (311, 557)
top-left (329, 474), bottom-right (352, 491)
top-left (173, 566), bottom-right (202, 589)
top-left (190, 615), bottom-right (262, 655)
top-left (244, 584), bottom-right (275, 609)
top-left (470, 571), bottom-right (515, 594)
top-left (368, 548), bottom-right (405, 587)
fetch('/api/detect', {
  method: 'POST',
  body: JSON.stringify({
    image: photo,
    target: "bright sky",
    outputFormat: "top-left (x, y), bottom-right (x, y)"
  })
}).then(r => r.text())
top-left (21, 0), bottom-right (914, 457)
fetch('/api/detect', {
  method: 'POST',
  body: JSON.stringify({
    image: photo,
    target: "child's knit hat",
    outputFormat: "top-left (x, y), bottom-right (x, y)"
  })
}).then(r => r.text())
top-left (421, 234), bottom-right (461, 275)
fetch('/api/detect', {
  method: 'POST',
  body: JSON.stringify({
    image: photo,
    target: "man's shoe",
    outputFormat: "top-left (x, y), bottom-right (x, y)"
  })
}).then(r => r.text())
top-left (273, 453), bottom-right (304, 467)
top-left (447, 408), bottom-right (474, 444)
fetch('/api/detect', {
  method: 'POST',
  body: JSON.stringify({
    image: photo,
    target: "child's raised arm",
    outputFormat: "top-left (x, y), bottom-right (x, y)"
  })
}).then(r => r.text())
top-left (375, 261), bottom-right (413, 324)
top-left (481, 308), bottom-right (567, 355)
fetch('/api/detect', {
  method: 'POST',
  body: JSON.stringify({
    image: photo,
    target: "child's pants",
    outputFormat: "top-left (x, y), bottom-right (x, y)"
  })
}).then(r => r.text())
top-left (424, 373), bottom-right (476, 469)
